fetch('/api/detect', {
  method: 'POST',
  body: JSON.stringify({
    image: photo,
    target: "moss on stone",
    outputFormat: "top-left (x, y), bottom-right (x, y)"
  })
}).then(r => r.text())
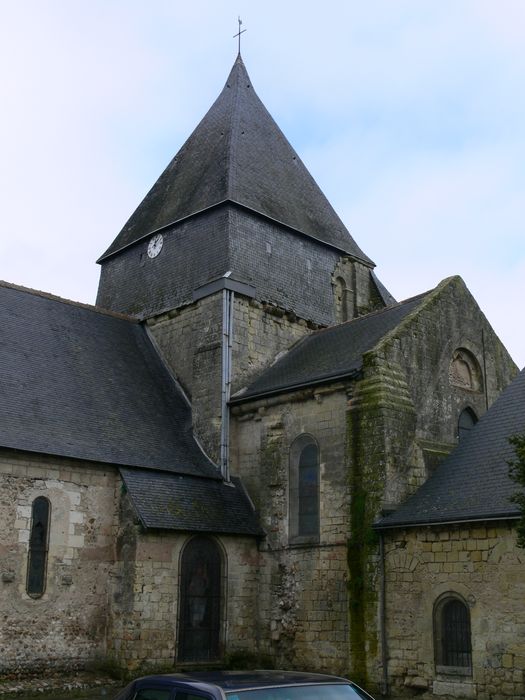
top-left (346, 391), bottom-right (382, 688)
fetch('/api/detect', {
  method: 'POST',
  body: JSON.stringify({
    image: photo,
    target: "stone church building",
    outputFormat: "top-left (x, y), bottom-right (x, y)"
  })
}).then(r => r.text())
top-left (1, 55), bottom-right (524, 698)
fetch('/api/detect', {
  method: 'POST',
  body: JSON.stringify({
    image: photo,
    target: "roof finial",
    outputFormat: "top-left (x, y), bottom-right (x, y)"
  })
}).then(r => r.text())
top-left (233, 16), bottom-right (246, 55)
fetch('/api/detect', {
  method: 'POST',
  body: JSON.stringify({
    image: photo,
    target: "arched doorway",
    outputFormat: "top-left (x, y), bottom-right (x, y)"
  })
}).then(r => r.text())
top-left (178, 536), bottom-right (222, 662)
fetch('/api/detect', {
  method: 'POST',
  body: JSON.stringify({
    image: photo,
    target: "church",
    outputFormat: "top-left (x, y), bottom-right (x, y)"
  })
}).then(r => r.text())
top-left (1, 54), bottom-right (524, 699)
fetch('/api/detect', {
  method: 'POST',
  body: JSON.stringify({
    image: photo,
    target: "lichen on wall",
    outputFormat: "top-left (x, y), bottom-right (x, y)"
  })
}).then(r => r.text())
top-left (345, 353), bottom-right (417, 687)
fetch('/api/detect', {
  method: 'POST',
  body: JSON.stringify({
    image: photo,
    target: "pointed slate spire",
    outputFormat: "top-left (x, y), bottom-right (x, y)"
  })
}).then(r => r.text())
top-left (99, 57), bottom-right (372, 265)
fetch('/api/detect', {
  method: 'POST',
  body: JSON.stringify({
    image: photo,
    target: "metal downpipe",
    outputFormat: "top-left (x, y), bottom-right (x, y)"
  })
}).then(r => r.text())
top-left (220, 288), bottom-right (234, 481)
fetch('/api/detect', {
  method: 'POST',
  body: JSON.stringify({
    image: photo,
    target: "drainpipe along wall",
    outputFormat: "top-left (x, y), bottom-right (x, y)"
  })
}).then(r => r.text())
top-left (379, 531), bottom-right (389, 696)
top-left (220, 288), bottom-right (234, 481)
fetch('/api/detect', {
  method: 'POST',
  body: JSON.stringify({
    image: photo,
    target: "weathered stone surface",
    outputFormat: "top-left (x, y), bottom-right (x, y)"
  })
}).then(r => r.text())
top-left (385, 524), bottom-right (525, 699)
top-left (0, 451), bottom-right (119, 673)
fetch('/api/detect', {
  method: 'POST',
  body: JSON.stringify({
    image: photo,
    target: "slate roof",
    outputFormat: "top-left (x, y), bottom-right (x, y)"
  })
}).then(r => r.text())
top-left (376, 368), bottom-right (525, 529)
top-left (0, 282), bottom-right (218, 478)
top-left (99, 55), bottom-right (372, 265)
top-left (120, 468), bottom-right (263, 536)
top-left (232, 292), bottom-right (428, 403)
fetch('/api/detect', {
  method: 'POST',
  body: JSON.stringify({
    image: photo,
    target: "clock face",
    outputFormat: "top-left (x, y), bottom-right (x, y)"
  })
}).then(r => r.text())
top-left (147, 233), bottom-right (163, 259)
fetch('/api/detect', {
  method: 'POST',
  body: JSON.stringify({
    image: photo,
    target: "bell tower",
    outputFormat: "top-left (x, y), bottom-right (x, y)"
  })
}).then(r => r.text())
top-left (96, 56), bottom-right (392, 466)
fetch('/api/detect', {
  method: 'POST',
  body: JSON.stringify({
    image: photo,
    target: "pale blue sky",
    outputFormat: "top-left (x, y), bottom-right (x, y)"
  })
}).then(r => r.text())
top-left (1, 1), bottom-right (524, 365)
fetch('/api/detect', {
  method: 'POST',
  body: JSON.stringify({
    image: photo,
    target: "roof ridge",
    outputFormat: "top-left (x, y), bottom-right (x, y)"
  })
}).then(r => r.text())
top-left (368, 276), bottom-right (461, 357)
top-left (306, 288), bottom-right (432, 340)
top-left (0, 279), bottom-right (138, 322)
top-left (224, 54), bottom-right (242, 195)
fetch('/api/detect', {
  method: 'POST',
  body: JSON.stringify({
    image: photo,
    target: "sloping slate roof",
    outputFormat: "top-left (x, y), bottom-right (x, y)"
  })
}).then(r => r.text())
top-left (120, 468), bottom-right (263, 535)
top-left (371, 270), bottom-right (397, 306)
top-left (0, 282), bottom-right (218, 478)
top-left (232, 292), bottom-right (428, 402)
top-left (99, 56), bottom-right (372, 265)
top-left (376, 368), bottom-right (525, 529)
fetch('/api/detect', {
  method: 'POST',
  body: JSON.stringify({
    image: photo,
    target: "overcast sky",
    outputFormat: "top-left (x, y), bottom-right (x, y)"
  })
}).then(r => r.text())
top-left (1, 1), bottom-right (524, 367)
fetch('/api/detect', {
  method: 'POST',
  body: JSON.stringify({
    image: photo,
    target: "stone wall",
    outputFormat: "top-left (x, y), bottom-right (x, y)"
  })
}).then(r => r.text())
top-left (370, 276), bottom-right (517, 503)
top-left (231, 296), bottom-right (315, 394)
top-left (347, 276), bottom-right (518, 686)
top-left (0, 449), bottom-right (119, 673)
top-left (148, 293), bottom-right (314, 462)
top-left (231, 385), bottom-right (351, 672)
top-left (147, 294), bottom-right (223, 462)
top-left (110, 497), bottom-right (260, 669)
top-left (383, 523), bottom-right (525, 699)
top-left (229, 275), bottom-right (519, 690)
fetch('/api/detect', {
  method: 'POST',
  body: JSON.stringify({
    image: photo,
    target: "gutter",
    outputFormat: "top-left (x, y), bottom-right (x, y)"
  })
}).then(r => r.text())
top-left (230, 369), bottom-right (361, 406)
top-left (374, 513), bottom-right (520, 531)
top-left (379, 532), bottom-right (389, 696)
top-left (220, 286), bottom-right (234, 481)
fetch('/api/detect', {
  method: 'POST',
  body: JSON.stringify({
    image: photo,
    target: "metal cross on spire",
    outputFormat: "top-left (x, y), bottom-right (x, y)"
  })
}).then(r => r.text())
top-left (233, 16), bottom-right (246, 55)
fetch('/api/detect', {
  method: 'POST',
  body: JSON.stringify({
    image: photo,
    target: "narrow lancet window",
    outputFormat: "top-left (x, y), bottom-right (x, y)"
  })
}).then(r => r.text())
top-left (290, 435), bottom-right (320, 541)
top-left (26, 496), bottom-right (50, 598)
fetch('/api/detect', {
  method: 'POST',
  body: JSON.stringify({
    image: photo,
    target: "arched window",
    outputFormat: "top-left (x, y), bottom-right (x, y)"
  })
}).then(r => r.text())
top-left (434, 594), bottom-right (472, 672)
top-left (178, 536), bottom-right (223, 662)
top-left (458, 407), bottom-right (478, 441)
top-left (26, 496), bottom-right (50, 598)
top-left (289, 435), bottom-right (320, 542)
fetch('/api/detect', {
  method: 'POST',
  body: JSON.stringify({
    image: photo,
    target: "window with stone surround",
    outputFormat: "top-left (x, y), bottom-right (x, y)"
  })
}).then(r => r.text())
top-left (458, 407), bottom-right (478, 441)
top-left (434, 593), bottom-right (472, 674)
top-left (289, 435), bottom-right (320, 543)
top-left (26, 496), bottom-right (50, 598)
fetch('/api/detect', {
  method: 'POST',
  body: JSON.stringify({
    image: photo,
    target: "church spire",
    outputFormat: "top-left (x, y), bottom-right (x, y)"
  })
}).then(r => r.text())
top-left (98, 56), bottom-right (372, 266)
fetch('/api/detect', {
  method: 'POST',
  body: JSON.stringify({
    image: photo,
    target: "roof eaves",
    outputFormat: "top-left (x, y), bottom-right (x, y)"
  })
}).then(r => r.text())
top-left (230, 368), bottom-right (361, 406)
top-left (97, 198), bottom-right (375, 266)
top-left (228, 201), bottom-right (374, 263)
top-left (96, 200), bottom-right (231, 263)
top-left (374, 512), bottom-right (520, 531)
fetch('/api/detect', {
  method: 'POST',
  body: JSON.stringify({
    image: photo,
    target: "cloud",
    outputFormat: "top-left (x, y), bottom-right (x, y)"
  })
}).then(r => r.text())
top-left (0, 0), bottom-right (523, 365)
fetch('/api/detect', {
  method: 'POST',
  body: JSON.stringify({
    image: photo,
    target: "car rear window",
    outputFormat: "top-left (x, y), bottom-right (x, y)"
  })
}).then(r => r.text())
top-left (135, 689), bottom-right (173, 700)
top-left (225, 683), bottom-right (368, 700)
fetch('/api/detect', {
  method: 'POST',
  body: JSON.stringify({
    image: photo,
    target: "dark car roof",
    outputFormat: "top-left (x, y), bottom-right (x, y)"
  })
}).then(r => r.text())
top-left (129, 671), bottom-right (353, 693)
top-left (170, 671), bottom-right (351, 690)
top-left (119, 671), bottom-right (374, 700)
